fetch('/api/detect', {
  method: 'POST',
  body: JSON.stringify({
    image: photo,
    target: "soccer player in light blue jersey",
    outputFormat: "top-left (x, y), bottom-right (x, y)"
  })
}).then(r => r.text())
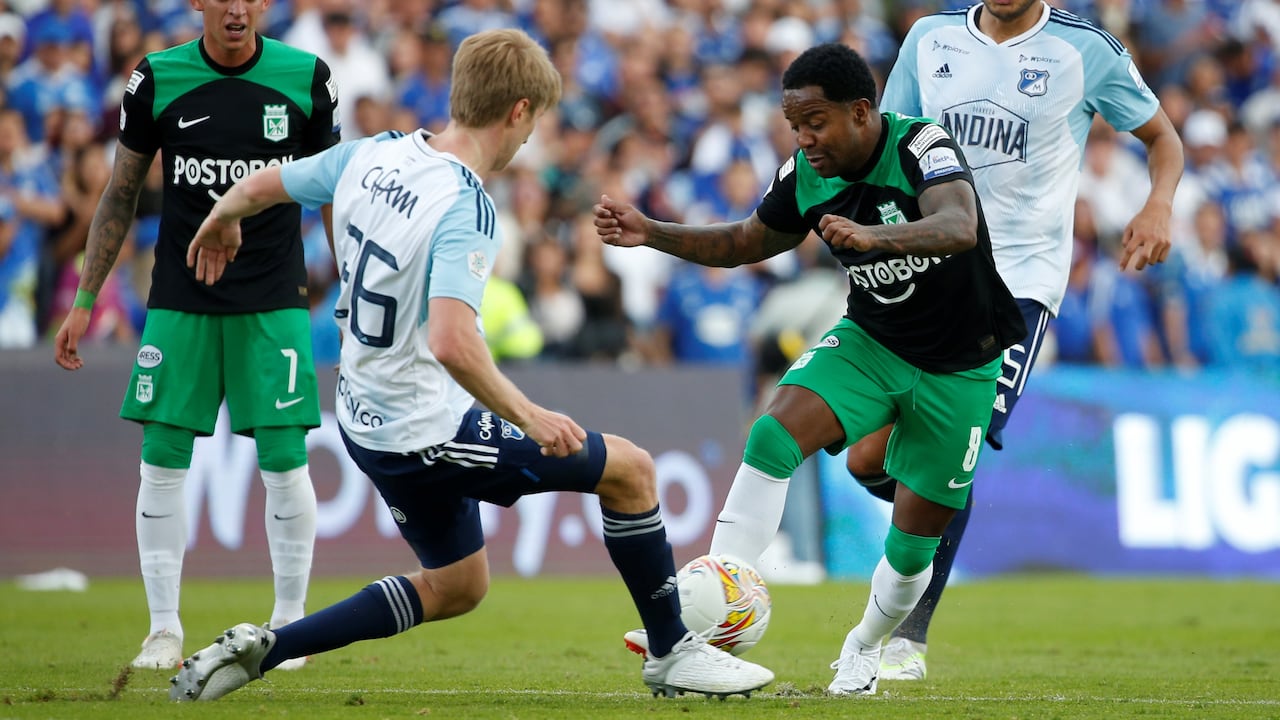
top-left (169, 28), bottom-right (774, 703)
top-left (844, 0), bottom-right (1185, 681)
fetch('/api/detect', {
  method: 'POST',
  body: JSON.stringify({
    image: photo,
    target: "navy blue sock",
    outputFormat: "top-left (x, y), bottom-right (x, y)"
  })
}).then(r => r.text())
top-left (261, 575), bottom-right (423, 672)
top-left (894, 490), bottom-right (973, 643)
top-left (601, 505), bottom-right (685, 657)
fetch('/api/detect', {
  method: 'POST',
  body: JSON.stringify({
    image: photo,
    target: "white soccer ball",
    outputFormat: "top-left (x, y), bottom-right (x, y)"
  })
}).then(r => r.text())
top-left (676, 554), bottom-right (772, 656)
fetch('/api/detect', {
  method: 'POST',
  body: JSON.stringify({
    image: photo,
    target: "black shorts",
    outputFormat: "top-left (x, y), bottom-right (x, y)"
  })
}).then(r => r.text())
top-left (341, 408), bottom-right (607, 569)
top-left (987, 298), bottom-right (1052, 450)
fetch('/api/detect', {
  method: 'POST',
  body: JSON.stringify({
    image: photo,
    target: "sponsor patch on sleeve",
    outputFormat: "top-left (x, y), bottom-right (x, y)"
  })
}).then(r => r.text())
top-left (468, 250), bottom-right (489, 281)
top-left (126, 70), bottom-right (144, 95)
top-left (920, 147), bottom-right (963, 181)
top-left (326, 76), bottom-right (339, 104)
top-left (907, 124), bottom-right (950, 158)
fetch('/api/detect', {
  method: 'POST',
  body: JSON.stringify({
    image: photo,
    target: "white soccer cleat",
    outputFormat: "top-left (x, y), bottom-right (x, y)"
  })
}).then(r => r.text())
top-left (131, 629), bottom-right (184, 670)
top-left (827, 632), bottom-right (880, 696)
top-left (169, 623), bottom-right (275, 701)
top-left (879, 636), bottom-right (927, 680)
top-left (641, 631), bottom-right (774, 699)
top-left (623, 628), bottom-right (648, 656)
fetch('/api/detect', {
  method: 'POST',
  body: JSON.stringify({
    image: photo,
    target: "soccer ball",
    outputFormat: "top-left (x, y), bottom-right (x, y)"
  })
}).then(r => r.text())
top-left (676, 554), bottom-right (771, 656)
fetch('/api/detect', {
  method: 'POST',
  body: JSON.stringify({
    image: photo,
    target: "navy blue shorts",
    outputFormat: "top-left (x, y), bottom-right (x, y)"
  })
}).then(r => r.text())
top-left (340, 408), bottom-right (608, 569)
top-left (986, 298), bottom-right (1051, 451)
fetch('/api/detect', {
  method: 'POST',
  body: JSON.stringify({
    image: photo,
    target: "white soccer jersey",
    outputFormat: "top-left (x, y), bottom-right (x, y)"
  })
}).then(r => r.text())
top-left (881, 2), bottom-right (1160, 315)
top-left (281, 131), bottom-right (499, 452)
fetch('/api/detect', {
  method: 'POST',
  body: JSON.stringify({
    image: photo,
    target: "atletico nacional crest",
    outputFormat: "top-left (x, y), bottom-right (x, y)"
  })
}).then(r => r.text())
top-left (136, 374), bottom-right (154, 403)
top-left (1018, 69), bottom-right (1049, 97)
top-left (263, 104), bottom-right (289, 142)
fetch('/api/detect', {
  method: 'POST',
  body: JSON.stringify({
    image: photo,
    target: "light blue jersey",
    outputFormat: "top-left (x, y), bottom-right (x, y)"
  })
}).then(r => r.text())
top-left (281, 130), bottom-right (500, 451)
top-left (881, 2), bottom-right (1159, 315)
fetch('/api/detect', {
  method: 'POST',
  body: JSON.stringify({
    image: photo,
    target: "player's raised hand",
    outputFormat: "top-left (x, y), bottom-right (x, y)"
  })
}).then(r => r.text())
top-left (523, 407), bottom-right (588, 458)
top-left (186, 212), bottom-right (243, 285)
top-left (54, 308), bottom-right (91, 370)
top-left (1119, 201), bottom-right (1172, 271)
top-left (594, 194), bottom-right (648, 248)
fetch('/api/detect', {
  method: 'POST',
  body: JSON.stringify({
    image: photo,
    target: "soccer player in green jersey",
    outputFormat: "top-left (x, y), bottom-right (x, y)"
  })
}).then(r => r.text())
top-left (597, 42), bottom-right (1026, 696)
top-left (54, 0), bottom-right (340, 670)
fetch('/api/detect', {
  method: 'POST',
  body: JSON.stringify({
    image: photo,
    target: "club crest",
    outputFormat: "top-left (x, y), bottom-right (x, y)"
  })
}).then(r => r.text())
top-left (263, 104), bottom-right (289, 142)
top-left (1018, 69), bottom-right (1049, 97)
top-left (136, 374), bottom-right (154, 403)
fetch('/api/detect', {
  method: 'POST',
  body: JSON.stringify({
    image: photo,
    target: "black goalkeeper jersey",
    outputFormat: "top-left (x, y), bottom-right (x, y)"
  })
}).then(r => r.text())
top-left (119, 35), bottom-right (339, 313)
top-left (756, 112), bottom-right (1025, 373)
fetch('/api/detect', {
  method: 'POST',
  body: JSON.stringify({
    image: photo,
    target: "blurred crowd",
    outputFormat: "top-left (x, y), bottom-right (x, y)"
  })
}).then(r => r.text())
top-left (1, 0), bottom-right (1278, 392)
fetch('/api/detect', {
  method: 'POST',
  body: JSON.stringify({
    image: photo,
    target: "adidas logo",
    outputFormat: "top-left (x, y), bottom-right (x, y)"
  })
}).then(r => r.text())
top-left (933, 63), bottom-right (952, 79)
top-left (650, 575), bottom-right (678, 600)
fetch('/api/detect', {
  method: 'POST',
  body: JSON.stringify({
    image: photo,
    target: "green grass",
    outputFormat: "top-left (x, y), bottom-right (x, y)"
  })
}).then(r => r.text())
top-left (1, 575), bottom-right (1277, 719)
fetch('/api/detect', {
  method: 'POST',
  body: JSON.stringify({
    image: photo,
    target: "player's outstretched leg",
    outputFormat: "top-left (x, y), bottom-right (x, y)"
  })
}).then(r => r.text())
top-left (595, 434), bottom-right (774, 699)
top-left (170, 623), bottom-right (275, 702)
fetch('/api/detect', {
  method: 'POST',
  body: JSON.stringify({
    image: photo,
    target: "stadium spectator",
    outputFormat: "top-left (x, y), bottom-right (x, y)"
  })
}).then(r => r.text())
top-left (0, 108), bottom-right (64, 348)
top-left (171, 27), bottom-right (775, 703)
top-left (285, 2), bottom-right (390, 140)
top-left (1206, 232), bottom-right (1280, 368)
top-left (0, 12), bottom-right (24, 80)
top-left (567, 211), bottom-right (632, 361)
top-left (521, 233), bottom-right (586, 359)
top-left (395, 21), bottom-right (452, 133)
top-left (843, 0), bottom-right (1182, 685)
top-left (1202, 119), bottom-right (1280, 249)
top-left (1133, 0), bottom-right (1227, 90)
top-left (53, 0), bottom-right (339, 673)
top-left (596, 42), bottom-right (1026, 697)
top-left (7, 18), bottom-right (95, 145)
top-left (1155, 199), bottom-right (1231, 368)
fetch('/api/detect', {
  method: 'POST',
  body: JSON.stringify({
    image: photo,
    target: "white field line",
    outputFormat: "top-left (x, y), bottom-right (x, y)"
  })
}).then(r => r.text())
top-left (18, 687), bottom-right (1280, 706)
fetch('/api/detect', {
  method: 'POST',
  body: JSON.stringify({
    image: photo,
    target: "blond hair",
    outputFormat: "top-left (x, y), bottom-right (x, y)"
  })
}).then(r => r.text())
top-left (449, 29), bottom-right (562, 128)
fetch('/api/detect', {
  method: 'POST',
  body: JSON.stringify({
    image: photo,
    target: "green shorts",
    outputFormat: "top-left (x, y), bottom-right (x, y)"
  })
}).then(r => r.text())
top-left (120, 308), bottom-right (320, 436)
top-left (778, 318), bottom-right (1001, 509)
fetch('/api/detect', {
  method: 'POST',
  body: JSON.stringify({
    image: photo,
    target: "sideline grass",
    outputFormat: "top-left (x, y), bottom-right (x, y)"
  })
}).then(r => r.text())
top-left (1, 575), bottom-right (1276, 719)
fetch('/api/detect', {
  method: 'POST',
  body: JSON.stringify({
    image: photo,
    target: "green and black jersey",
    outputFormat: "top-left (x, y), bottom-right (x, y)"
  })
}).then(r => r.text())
top-left (756, 112), bottom-right (1025, 373)
top-left (120, 35), bottom-right (340, 314)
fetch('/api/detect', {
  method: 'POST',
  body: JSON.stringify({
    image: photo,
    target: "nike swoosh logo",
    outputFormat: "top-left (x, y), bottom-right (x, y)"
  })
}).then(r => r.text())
top-left (140, 512), bottom-right (172, 519)
top-left (275, 397), bottom-right (304, 410)
top-left (273, 513), bottom-right (303, 521)
top-left (948, 477), bottom-right (974, 489)
top-left (177, 115), bottom-right (210, 129)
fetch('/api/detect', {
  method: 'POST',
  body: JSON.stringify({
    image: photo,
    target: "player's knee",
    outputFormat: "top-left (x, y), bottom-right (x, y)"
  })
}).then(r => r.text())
top-left (141, 422), bottom-right (196, 470)
top-left (845, 434), bottom-right (886, 477)
top-left (411, 566), bottom-right (489, 620)
top-left (743, 414), bottom-right (803, 479)
top-left (596, 435), bottom-right (656, 510)
top-left (254, 426), bottom-right (308, 473)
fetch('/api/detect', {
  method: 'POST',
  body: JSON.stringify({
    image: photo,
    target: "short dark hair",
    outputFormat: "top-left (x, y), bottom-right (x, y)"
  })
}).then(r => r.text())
top-left (781, 43), bottom-right (877, 106)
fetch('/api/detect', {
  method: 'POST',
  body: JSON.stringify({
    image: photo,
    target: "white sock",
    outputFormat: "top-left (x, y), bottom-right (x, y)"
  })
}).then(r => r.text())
top-left (262, 465), bottom-right (316, 625)
top-left (709, 463), bottom-right (790, 565)
top-left (137, 462), bottom-right (187, 638)
top-left (851, 556), bottom-right (932, 648)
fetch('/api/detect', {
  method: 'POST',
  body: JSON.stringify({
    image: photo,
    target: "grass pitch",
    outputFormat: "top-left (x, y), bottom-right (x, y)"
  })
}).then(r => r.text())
top-left (1, 574), bottom-right (1276, 719)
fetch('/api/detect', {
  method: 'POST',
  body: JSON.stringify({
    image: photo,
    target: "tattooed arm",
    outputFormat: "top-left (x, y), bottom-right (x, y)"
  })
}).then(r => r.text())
top-left (54, 144), bottom-right (154, 370)
top-left (593, 194), bottom-right (805, 267)
top-left (79, 145), bottom-right (152, 295)
top-left (817, 179), bottom-right (979, 256)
